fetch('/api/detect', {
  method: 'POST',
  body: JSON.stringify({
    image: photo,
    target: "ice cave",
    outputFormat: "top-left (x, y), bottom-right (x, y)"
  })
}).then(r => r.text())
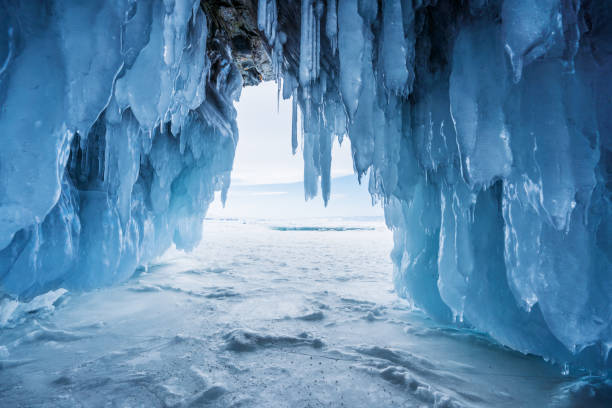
top-left (0, 0), bottom-right (611, 406)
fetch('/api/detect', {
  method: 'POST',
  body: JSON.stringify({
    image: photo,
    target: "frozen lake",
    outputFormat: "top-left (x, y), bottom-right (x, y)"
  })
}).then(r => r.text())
top-left (0, 219), bottom-right (602, 407)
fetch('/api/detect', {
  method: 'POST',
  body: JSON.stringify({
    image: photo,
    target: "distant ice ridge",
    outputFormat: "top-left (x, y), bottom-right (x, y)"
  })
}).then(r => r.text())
top-left (258, 0), bottom-right (612, 369)
top-left (0, 1), bottom-right (241, 296)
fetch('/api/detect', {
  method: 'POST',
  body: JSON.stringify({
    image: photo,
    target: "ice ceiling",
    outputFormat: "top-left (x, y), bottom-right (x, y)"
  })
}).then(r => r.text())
top-left (0, 0), bottom-right (610, 369)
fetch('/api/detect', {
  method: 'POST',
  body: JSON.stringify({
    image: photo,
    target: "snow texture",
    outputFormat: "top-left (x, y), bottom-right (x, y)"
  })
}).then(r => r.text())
top-left (0, 0), bottom-right (611, 371)
top-left (1, 220), bottom-right (585, 407)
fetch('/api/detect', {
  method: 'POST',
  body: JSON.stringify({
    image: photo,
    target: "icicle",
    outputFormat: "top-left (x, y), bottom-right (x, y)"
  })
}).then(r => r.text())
top-left (299, 0), bottom-right (314, 86)
top-left (258, 0), bottom-right (278, 44)
top-left (257, 0), bottom-right (267, 32)
top-left (299, 0), bottom-right (321, 86)
top-left (381, 0), bottom-right (409, 94)
top-left (315, 1), bottom-right (323, 77)
top-left (274, 33), bottom-right (286, 112)
top-left (104, 126), bottom-right (111, 187)
top-left (303, 110), bottom-right (319, 200)
top-left (291, 89), bottom-right (299, 155)
top-left (277, 76), bottom-right (281, 113)
top-left (326, 0), bottom-right (338, 55)
top-left (337, 0), bottom-right (365, 118)
top-left (319, 125), bottom-right (332, 206)
top-left (267, 0), bottom-right (278, 44)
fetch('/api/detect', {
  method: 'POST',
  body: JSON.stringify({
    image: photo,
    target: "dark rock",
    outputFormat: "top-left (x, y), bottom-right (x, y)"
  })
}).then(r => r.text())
top-left (201, 0), bottom-right (275, 86)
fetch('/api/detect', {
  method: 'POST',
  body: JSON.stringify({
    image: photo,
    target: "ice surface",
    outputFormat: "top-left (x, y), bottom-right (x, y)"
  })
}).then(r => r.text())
top-left (0, 0), bottom-right (611, 372)
top-left (0, 219), bottom-right (594, 407)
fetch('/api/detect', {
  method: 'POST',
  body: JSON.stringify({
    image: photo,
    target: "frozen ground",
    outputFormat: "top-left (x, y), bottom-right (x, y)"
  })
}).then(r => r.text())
top-left (0, 219), bottom-right (609, 407)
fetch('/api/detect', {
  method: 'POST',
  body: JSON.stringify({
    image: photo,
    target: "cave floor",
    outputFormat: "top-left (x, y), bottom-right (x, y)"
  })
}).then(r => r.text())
top-left (0, 219), bottom-right (579, 407)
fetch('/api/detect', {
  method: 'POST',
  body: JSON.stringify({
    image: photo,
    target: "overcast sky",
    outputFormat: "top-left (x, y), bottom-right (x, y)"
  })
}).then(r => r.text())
top-left (230, 81), bottom-right (356, 185)
top-left (208, 82), bottom-right (383, 219)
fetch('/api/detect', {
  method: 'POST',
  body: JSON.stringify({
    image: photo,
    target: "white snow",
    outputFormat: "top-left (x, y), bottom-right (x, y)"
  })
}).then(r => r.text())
top-left (0, 220), bottom-right (591, 407)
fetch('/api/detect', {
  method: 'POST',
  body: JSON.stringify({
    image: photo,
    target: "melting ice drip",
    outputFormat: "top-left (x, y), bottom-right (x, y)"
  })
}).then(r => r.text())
top-left (0, 0), bottom-right (610, 370)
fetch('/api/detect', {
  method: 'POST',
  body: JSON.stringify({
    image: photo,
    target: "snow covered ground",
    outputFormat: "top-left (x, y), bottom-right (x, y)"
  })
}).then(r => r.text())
top-left (0, 219), bottom-right (608, 407)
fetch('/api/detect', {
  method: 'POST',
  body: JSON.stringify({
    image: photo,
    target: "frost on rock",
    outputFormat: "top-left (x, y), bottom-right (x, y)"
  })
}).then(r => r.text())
top-left (0, 0), bottom-right (611, 371)
top-left (257, 0), bottom-right (612, 369)
top-left (0, 0), bottom-right (241, 297)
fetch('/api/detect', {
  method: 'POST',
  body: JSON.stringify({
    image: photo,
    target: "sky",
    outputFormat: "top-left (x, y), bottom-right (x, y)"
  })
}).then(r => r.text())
top-left (207, 82), bottom-right (383, 219)
top-left (230, 81), bottom-right (355, 185)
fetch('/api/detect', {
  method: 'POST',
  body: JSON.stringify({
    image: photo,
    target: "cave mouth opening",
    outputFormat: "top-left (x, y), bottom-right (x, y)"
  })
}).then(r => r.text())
top-left (0, 78), bottom-right (584, 408)
top-left (208, 80), bottom-right (383, 221)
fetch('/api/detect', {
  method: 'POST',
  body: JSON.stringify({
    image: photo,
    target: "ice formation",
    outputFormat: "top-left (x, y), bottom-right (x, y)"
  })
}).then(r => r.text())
top-left (259, 0), bottom-right (612, 369)
top-left (0, 0), bottom-right (241, 296)
top-left (0, 0), bottom-right (611, 370)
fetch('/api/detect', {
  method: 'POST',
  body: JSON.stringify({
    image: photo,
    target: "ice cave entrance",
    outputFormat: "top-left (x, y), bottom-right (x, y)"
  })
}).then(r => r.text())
top-left (1, 83), bottom-right (602, 408)
top-left (2, 0), bottom-right (612, 404)
top-left (207, 81), bottom-right (382, 221)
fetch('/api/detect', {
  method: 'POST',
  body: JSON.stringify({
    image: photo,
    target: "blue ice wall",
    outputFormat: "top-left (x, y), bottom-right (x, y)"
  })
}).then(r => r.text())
top-left (259, 0), bottom-right (612, 368)
top-left (0, 0), bottom-right (241, 297)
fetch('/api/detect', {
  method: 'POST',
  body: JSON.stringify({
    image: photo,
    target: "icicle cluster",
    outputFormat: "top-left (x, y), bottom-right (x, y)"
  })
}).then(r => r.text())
top-left (0, 0), bottom-right (242, 296)
top-left (260, 0), bottom-right (612, 369)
